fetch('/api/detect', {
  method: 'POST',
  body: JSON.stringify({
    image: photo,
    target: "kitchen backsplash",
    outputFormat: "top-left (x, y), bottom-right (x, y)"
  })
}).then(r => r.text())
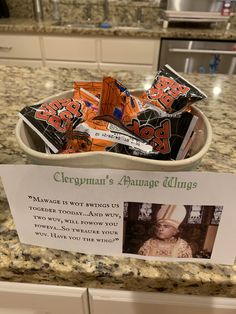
top-left (5, 0), bottom-right (34, 19)
top-left (4, 0), bottom-right (236, 27)
top-left (5, 0), bottom-right (163, 26)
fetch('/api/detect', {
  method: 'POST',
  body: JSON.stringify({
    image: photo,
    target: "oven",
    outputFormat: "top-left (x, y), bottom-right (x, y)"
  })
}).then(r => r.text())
top-left (158, 39), bottom-right (236, 74)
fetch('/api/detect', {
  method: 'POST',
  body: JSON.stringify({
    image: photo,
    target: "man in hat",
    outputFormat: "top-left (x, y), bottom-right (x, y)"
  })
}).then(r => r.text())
top-left (138, 204), bottom-right (192, 258)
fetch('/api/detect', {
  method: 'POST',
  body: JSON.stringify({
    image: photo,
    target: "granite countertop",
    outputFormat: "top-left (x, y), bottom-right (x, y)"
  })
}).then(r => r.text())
top-left (0, 65), bottom-right (236, 297)
top-left (0, 18), bottom-right (236, 40)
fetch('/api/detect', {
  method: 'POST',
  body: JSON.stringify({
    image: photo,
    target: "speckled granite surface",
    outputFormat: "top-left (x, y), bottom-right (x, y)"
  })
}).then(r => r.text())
top-left (5, 0), bottom-right (163, 27)
top-left (5, 0), bottom-right (236, 28)
top-left (0, 17), bottom-right (236, 40)
top-left (0, 65), bottom-right (236, 297)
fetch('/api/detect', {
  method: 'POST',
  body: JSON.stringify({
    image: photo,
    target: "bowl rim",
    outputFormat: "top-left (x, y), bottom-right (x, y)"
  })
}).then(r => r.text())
top-left (15, 104), bottom-right (212, 167)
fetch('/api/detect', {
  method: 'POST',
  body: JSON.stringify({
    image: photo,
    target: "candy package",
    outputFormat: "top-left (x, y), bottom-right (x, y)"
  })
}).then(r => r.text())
top-left (95, 110), bottom-right (198, 160)
top-left (99, 76), bottom-right (143, 124)
top-left (62, 117), bottom-right (152, 154)
top-left (74, 81), bottom-right (101, 111)
top-left (141, 64), bottom-right (207, 114)
top-left (19, 98), bottom-right (86, 153)
top-left (74, 81), bottom-right (102, 99)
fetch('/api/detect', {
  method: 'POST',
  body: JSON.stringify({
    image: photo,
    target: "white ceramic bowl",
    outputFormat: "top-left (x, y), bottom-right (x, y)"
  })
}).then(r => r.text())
top-left (15, 90), bottom-right (212, 171)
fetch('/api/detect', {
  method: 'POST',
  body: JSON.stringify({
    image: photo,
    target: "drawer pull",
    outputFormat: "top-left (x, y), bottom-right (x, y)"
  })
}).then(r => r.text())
top-left (169, 48), bottom-right (236, 55)
top-left (0, 46), bottom-right (13, 52)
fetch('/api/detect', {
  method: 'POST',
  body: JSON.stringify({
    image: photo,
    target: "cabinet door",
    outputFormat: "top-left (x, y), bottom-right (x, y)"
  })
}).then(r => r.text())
top-left (0, 34), bottom-right (41, 59)
top-left (43, 36), bottom-right (97, 62)
top-left (100, 38), bottom-right (159, 67)
top-left (0, 281), bottom-right (89, 314)
top-left (89, 288), bottom-right (236, 314)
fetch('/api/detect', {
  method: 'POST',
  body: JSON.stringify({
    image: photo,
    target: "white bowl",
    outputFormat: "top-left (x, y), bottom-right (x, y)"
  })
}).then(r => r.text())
top-left (15, 90), bottom-right (212, 171)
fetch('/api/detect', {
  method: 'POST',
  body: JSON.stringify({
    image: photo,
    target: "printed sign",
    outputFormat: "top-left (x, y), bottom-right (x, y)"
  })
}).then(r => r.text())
top-left (0, 165), bottom-right (236, 264)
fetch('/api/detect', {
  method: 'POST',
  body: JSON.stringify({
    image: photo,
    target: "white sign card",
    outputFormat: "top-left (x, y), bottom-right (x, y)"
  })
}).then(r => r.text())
top-left (0, 165), bottom-right (236, 265)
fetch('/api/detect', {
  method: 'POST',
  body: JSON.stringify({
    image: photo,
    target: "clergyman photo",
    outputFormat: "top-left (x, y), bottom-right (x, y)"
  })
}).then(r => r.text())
top-left (122, 202), bottom-right (223, 259)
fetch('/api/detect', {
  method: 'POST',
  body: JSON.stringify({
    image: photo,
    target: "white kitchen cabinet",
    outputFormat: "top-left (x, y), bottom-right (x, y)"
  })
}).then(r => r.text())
top-left (42, 35), bottom-right (98, 69)
top-left (0, 281), bottom-right (89, 314)
top-left (0, 34), bottom-right (43, 66)
top-left (89, 288), bottom-right (236, 314)
top-left (41, 35), bottom-right (160, 71)
top-left (0, 34), bottom-right (160, 70)
top-left (1, 282), bottom-right (236, 314)
top-left (99, 37), bottom-right (160, 71)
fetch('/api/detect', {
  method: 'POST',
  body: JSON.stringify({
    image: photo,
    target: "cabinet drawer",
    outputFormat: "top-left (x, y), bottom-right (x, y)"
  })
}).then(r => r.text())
top-left (100, 38), bottom-right (157, 64)
top-left (43, 36), bottom-right (97, 62)
top-left (89, 289), bottom-right (236, 314)
top-left (0, 35), bottom-right (41, 59)
top-left (0, 282), bottom-right (89, 314)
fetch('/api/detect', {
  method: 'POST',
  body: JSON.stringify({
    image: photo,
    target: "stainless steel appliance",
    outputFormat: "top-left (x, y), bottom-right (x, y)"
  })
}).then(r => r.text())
top-left (159, 39), bottom-right (236, 74)
top-left (166, 0), bottom-right (222, 12)
top-left (161, 0), bottom-right (235, 29)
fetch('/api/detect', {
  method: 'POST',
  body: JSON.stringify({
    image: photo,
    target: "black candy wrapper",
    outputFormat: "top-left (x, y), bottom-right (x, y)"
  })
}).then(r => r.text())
top-left (19, 98), bottom-right (84, 153)
top-left (143, 64), bottom-right (207, 114)
top-left (95, 110), bottom-right (198, 160)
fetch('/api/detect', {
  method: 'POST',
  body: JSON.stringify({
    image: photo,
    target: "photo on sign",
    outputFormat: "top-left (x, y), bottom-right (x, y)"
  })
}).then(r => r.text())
top-left (122, 202), bottom-right (223, 259)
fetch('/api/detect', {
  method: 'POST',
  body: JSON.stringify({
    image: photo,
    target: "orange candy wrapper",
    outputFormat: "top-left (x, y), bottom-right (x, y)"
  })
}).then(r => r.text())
top-left (99, 76), bottom-right (143, 125)
top-left (62, 110), bottom-right (114, 153)
top-left (74, 81), bottom-right (102, 111)
top-left (63, 78), bottom-right (152, 154)
top-left (74, 81), bottom-right (102, 98)
top-left (61, 82), bottom-right (111, 153)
